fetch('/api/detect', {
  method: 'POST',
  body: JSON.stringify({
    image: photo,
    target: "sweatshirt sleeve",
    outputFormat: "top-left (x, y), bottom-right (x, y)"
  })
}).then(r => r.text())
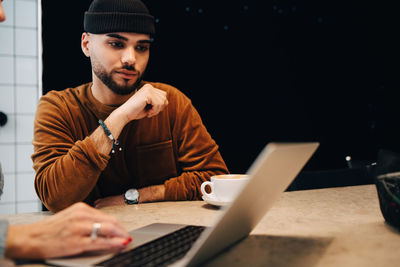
top-left (32, 93), bottom-right (110, 212)
top-left (163, 91), bottom-right (229, 200)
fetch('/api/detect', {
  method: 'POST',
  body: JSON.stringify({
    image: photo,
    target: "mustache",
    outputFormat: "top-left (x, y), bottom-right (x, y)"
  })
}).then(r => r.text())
top-left (121, 65), bottom-right (136, 71)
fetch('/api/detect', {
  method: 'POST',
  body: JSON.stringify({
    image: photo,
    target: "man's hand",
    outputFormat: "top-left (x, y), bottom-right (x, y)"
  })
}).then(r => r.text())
top-left (89, 84), bottom-right (168, 155)
top-left (119, 84), bottom-right (168, 121)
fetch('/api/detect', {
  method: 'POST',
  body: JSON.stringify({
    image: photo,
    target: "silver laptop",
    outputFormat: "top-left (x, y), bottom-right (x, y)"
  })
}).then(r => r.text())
top-left (47, 142), bottom-right (319, 267)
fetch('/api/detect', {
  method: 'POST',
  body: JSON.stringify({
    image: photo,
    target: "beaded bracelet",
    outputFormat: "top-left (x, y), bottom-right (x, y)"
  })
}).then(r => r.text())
top-left (98, 119), bottom-right (122, 153)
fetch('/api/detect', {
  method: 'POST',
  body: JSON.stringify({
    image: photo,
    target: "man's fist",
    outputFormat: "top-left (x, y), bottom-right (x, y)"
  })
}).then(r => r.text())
top-left (120, 84), bottom-right (168, 121)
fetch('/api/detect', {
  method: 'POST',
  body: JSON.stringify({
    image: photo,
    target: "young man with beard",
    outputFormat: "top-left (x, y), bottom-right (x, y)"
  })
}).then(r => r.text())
top-left (32, 0), bottom-right (228, 212)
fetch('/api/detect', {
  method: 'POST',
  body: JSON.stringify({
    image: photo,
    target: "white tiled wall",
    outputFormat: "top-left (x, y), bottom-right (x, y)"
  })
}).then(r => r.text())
top-left (0, 0), bottom-right (42, 214)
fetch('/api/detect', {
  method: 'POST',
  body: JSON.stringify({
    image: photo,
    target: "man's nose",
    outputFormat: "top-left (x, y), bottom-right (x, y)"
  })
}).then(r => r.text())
top-left (121, 47), bottom-right (136, 65)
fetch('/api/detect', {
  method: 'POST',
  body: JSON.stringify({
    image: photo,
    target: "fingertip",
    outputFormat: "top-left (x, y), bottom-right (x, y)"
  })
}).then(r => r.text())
top-left (122, 237), bottom-right (133, 246)
top-left (107, 237), bottom-right (132, 249)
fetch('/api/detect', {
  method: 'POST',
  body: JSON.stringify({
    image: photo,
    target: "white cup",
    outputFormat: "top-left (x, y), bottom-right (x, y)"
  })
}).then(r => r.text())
top-left (201, 174), bottom-right (249, 202)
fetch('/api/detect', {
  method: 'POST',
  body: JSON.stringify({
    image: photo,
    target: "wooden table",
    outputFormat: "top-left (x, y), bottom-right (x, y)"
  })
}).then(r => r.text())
top-left (1, 185), bottom-right (399, 266)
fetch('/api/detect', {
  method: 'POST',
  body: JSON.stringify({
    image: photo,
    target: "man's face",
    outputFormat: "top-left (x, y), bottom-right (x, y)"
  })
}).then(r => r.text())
top-left (83, 32), bottom-right (151, 95)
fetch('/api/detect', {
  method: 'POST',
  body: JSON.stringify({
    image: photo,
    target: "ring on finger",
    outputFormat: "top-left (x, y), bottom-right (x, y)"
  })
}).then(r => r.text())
top-left (91, 222), bottom-right (101, 241)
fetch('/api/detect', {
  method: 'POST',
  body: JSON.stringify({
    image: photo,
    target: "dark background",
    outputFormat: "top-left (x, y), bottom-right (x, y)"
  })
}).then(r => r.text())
top-left (42, 0), bottom-right (400, 185)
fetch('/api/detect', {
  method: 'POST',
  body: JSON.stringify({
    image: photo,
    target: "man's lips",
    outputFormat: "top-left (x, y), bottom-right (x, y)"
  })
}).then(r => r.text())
top-left (115, 70), bottom-right (138, 79)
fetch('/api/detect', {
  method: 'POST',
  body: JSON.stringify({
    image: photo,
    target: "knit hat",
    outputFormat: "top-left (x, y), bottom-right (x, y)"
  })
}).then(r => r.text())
top-left (84, 0), bottom-right (155, 35)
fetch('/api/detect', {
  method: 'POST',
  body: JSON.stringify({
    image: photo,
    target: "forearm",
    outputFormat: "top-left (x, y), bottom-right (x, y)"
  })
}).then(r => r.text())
top-left (89, 109), bottom-right (129, 155)
top-left (35, 109), bottom-right (130, 212)
top-left (138, 185), bottom-right (166, 203)
top-left (164, 169), bottom-right (228, 201)
top-left (35, 137), bottom-right (111, 212)
top-left (119, 169), bottom-right (225, 204)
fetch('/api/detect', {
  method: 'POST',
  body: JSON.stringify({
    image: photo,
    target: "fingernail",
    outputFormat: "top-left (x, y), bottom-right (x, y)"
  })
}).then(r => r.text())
top-left (122, 237), bottom-right (132, 246)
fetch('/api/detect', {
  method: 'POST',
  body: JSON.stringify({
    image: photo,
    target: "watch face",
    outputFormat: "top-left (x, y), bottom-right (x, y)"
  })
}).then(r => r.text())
top-left (125, 189), bottom-right (139, 201)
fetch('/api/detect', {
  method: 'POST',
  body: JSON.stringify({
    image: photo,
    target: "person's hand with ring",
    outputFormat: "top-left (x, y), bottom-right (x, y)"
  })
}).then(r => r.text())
top-left (4, 202), bottom-right (132, 259)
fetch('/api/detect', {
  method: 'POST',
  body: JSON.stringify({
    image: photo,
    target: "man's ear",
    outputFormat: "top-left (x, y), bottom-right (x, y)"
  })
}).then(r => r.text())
top-left (81, 32), bottom-right (90, 57)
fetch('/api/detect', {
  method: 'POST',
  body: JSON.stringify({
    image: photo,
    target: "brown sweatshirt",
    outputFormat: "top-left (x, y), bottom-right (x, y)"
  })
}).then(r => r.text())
top-left (32, 82), bottom-right (228, 212)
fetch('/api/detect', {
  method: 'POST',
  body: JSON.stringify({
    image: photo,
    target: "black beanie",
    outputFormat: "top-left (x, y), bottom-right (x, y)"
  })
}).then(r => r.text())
top-left (84, 0), bottom-right (155, 35)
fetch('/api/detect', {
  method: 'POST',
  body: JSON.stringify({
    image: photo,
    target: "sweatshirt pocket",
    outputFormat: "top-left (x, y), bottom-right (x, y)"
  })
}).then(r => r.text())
top-left (136, 140), bottom-right (178, 185)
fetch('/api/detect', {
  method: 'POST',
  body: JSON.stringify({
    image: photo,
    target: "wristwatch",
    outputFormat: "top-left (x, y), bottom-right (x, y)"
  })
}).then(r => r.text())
top-left (124, 188), bottom-right (139, 204)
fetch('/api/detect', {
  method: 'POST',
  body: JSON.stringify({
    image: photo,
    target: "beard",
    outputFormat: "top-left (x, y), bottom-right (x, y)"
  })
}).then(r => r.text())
top-left (92, 60), bottom-right (143, 96)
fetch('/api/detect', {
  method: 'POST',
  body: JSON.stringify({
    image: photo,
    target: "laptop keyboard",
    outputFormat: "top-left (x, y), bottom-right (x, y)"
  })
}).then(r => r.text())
top-left (99, 225), bottom-right (206, 267)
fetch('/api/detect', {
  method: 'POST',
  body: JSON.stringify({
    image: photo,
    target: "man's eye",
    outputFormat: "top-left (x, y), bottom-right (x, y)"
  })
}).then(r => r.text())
top-left (109, 41), bottom-right (124, 48)
top-left (135, 45), bottom-right (149, 52)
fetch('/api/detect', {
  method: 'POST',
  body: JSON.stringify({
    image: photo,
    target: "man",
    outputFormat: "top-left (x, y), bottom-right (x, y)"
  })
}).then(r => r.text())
top-left (32, 0), bottom-right (228, 212)
top-left (0, 1), bottom-right (131, 262)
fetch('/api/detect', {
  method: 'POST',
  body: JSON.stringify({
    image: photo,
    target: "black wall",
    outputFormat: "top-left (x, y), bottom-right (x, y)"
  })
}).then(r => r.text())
top-left (42, 0), bottom-right (400, 175)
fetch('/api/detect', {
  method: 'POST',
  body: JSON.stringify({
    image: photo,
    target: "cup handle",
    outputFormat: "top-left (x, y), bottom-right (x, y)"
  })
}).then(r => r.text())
top-left (201, 181), bottom-right (215, 198)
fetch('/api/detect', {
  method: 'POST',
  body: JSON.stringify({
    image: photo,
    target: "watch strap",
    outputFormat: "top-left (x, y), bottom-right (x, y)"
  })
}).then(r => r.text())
top-left (124, 197), bottom-right (138, 204)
